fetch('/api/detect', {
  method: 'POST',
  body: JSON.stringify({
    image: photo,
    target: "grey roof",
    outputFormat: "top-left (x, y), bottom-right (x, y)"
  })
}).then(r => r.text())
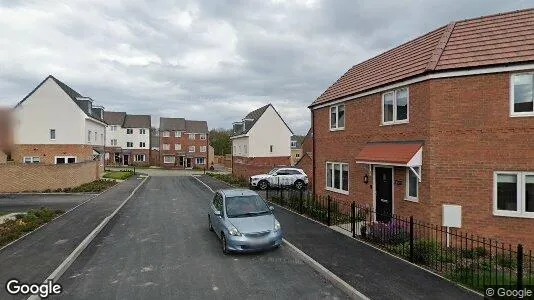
top-left (124, 114), bottom-right (151, 128)
top-left (104, 111), bottom-right (126, 125)
top-left (160, 117), bottom-right (186, 131)
top-left (185, 120), bottom-right (208, 133)
top-left (233, 103), bottom-right (293, 136)
top-left (14, 75), bottom-right (106, 124)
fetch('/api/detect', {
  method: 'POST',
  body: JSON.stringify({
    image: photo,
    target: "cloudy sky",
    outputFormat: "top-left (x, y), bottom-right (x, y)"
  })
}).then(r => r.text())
top-left (0, 0), bottom-right (532, 134)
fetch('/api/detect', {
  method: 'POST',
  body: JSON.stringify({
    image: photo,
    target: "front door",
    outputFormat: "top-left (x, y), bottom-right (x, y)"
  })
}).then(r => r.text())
top-left (375, 167), bottom-right (393, 223)
top-left (123, 155), bottom-right (130, 166)
top-left (179, 156), bottom-right (184, 167)
top-left (186, 158), bottom-right (192, 168)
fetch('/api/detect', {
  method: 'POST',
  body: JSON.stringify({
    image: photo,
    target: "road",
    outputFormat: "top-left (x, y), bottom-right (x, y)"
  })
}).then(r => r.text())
top-left (0, 194), bottom-right (94, 214)
top-left (58, 176), bottom-right (348, 299)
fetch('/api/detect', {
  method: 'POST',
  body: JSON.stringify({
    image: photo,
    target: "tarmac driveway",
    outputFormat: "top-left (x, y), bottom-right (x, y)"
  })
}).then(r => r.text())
top-left (0, 194), bottom-right (94, 214)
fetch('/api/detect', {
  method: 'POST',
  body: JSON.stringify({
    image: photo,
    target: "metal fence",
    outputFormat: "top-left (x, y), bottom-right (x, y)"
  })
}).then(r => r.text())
top-left (263, 186), bottom-right (534, 294)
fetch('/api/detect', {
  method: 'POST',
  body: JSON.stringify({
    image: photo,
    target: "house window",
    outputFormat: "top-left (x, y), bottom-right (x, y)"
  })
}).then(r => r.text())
top-left (163, 131), bottom-right (170, 137)
top-left (196, 157), bottom-right (205, 164)
top-left (326, 162), bottom-right (349, 194)
top-left (175, 144), bottom-right (182, 151)
top-left (511, 73), bottom-right (534, 115)
top-left (189, 146), bottom-right (195, 152)
top-left (140, 129), bottom-right (146, 134)
top-left (140, 142), bottom-right (146, 148)
top-left (126, 129), bottom-right (133, 134)
top-left (295, 153), bottom-right (300, 158)
top-left (23, 157), bottom-right (40, 164)
top-left (162, 144), bottom-right (170, 150)
top-left (94, 132), bottom-right (97, 141)
top-left (111, 139), bottom-right (117, 146)
top-left (110, 126), bottom-right (117, 131)
top-left (200, 146), bottom-right (207, 152)
top-left (134, 154), bottom-right (145, 162)
top-left (406, 167), bottom-right (420, 201)
top-left (50, 129), bottom-right (56, 140)
top-left (200, 134), bottom-right (206, 140)
top-left (382, 87), bottom-right (409, 124)
top-left (291, 141), bottom-right (297, 147)
top-left (175, 131), bottom-right (182, 137)
top-left (243, 145), bottom-right (247, 154)
top-left (233, 145), bottom-right (236, 154)
top-left (494, 172), bottom-right (534, 218)
top-left (189, 134), bottom-right (195, 140)
top-left (270, 145), bottom-right (273, 153)
top-left (126, 142), bottom-right (133, 148)
top-left (163, 155), bottom-right (175, 164)
top-left (55, 156), bottom-right (76, 164)
top-left (88, 131), bottom-right (91, 142)
top-left (330, 104), bottom-right (345, 130)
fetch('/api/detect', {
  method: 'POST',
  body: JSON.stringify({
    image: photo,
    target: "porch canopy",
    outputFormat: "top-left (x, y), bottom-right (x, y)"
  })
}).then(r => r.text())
top-left (355, 142), bottom-right (423, 181)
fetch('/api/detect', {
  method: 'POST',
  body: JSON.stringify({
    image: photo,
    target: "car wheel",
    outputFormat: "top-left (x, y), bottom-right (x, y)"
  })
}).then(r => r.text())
top-left (221, 233), bottom-right (228, 254)
top-left (208, 215), bottom-right (213, 232)
top-left (258, 180), bottom-right (269, 190)
top-left (294, 180), bottom-right (304, 190)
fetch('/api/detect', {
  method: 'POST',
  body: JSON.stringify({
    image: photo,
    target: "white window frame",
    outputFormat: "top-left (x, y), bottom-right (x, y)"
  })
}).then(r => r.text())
top-left (200, 134), bottom-right (206, 140)
top-left (163, 155), bottom-right (175, 164)
top-left (189, 146), bottom-right (195, 153)
top-left (295, 153), bottom-right (300, 158)
top-left (126, 128), bottom-right (133, 134)
top-left (200, 146), bottom-right (207, 153)
top-left (140, 129), bottom-right (146, 134)
top-left (140, 142), bottom-right (146, 148)
top-left (189, 134), bottom-right (195, 140)
top-left (175, 144), bottom-right (182, 151)
top-left (329, 104), bottom-right (345, 131)
top-left (405, 167), bottom-right (420, 202)
top-left (291, 141), bottom-right (297, 147)
top-left (510, 73), bottom-right (534, 117)
top-left (196, 157), bottom-right (206, 165)
top-left (175, 131), bottom-right (182, 137)
top-left (88, 130), bottom-right (91, 142)
top-left (493, 171), bottom-right (534, 218)
top-left (110, 126), bottom-right (117, 132)
top-left (126, 142), bottom-right (133, 148)
top-left (23, 156), bottom-right (40, 164)
top-left (111, 139), bottom-right (117, 146)
top-left (134, 154), bottom-right (145, 162)
top-left (162, 144), bottom-right (170, 150)
top-left (325, 162), bottom-right (349, 195)
top-left (55, 156), bottom-right (77, 164)
top-left (163, 131), bottom-right (170, 137)
top-left (50, 129), bottom-right (56, 140)
top-left (270, 145), bottom-right (273, 153)
top-left (382, 87), bottom-right (409, 125)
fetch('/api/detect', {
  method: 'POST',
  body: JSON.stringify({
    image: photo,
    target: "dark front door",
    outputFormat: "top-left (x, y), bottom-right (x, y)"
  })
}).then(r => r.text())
top-left (186, 158), bottom-right (192, 168)
top-left (375, 167), bottom-right (393, 223)
top-left (123, 155), bottom-right (130, 166)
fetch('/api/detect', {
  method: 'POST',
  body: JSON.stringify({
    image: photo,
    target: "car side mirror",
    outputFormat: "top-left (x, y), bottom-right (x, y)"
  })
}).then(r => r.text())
top-left (269, 206), bottom-right (274, 211)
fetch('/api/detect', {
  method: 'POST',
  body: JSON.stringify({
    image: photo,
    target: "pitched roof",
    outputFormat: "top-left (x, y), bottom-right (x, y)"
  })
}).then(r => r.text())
top-left (15, 75), bottom-right (106, 124)
top-left (233, 104), bottom-right (293, 136)
top-left (185, 120), bottom-right (208, 133)
top-left (312, 8), bottom-right (534, 106)
top-left (103, 111), bottom-right (127, 125)
top-left (159, 117), bottom-right (186, 131)
top-left (124, 114), bottom-right (151, 128)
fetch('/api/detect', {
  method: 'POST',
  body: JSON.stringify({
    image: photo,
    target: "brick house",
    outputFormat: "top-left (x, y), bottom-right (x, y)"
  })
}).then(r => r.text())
top-left (290, 135), bottom-right (303, 166)
top-left (295, 128), bottom-right (313, 185)
top-left (150, 127), bottom-right (160, 166)
top-left (104, 112), bottom-right (151, 167)
top-left (159, 118), bottom-right (209, 169)
top-left (0, 108), bottom-right (13, 161)
top-left (309, 9), bottom-right (534, 248)
top-left (12, 75), bottom-right (107, 165)
top-left (231, 104), bottom-right (293, 179)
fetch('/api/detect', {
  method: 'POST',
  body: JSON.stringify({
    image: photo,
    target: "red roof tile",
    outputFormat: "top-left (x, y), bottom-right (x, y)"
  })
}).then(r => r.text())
top-left (312, 8), bottom-right (534, 106)
top-left (355, 142), bottom-right (422, 165)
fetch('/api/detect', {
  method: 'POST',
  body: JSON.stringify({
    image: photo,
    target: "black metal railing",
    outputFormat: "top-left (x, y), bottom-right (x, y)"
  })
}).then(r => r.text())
top-left (261, 185), bottom-right (534, 294)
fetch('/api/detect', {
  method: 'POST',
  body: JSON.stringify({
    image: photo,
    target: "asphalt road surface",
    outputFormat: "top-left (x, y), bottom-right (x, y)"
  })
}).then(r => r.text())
top-left (0, 194), bottom-right (94, 213)
top-left (58, 176), bottom-right (348, 299)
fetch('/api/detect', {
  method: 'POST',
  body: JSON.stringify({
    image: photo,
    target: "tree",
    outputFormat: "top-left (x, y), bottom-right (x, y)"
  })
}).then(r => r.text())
top-left (209, 128), bottom-right (232, 155)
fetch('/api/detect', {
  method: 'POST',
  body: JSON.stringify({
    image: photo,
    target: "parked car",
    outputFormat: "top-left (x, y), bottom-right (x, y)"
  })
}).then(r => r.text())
top-left (208, 189), bottom-right (283, 253)
top-left (249, 167), bottom-right (308, 190)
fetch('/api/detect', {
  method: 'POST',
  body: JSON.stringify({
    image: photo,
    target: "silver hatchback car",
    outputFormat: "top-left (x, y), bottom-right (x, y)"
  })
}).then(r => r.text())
top-left (208, 189), bottom-right (283, 253)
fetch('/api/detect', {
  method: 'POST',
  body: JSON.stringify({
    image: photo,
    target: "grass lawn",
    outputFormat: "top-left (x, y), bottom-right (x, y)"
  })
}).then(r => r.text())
top-left (0, 207), bottom-right (64, 247)
top-left (206, 172), bottom-right (249, 187)
top-left (103, 171), bottom-right (134, 180)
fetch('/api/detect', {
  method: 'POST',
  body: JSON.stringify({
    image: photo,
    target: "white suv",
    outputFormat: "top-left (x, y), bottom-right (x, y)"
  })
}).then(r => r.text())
top-left (250, 167), bottom-right (308, 190)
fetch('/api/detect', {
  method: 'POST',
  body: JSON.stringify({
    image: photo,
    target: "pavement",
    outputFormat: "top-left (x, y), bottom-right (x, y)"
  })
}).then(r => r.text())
top-left (57, 176), bottom-right (349, 299)
top-left (194, 175), bottom-right (480, 300)
top-left (0, 176), bottom-right (144, 300)
top-left (0, 194), bottom-right (94, 214)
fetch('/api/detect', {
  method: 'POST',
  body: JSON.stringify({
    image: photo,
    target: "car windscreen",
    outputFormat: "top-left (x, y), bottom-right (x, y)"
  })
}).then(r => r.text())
top-left (225, 195), bottom-right (271, 218)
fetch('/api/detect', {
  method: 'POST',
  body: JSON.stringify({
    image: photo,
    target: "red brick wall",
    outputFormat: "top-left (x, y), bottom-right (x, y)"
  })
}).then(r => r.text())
top-left (312, 71), bottom-right (534, 249)
top-left (0, 160), bottom-right (100, 192)
top-left (232, 156), bottom-right (291, 180)
top-left (159, 131), bottom-right (209, 168)
top-left (150, 149), bottom-right (160, 166)
top-left (12, 144), bottom-right (94, 164)
top-left (296, 153), bottom-right (313, 189)
top-left (129, 149), bottom-right (150, 167)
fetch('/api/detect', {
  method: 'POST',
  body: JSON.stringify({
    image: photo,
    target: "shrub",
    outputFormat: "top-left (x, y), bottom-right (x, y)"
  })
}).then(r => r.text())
top-left (0, 208), bottom-right (64, 247)
top-left (103, 171), bottom-right (133, 180)
top-left (412, 240), bottom-right (440, 266)
top-left (495, 253), bottom-right (516, 269)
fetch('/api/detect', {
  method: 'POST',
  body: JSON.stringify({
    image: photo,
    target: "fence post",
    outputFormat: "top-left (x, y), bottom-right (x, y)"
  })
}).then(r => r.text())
top-left (351, 202), bottom-right (356, 238)
top-left (299, 189), bottom-right (304, 214)
top-left (517, 244), bottom-right (524, 291)
top-left (409, 216), bottom-right (414, 263)
top-left (327, 196), bottom-right (331, 226)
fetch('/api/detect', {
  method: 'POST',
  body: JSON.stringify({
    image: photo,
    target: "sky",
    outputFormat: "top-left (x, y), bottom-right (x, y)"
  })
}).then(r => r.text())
top-left (0, 0), bottom-right (532, 135)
